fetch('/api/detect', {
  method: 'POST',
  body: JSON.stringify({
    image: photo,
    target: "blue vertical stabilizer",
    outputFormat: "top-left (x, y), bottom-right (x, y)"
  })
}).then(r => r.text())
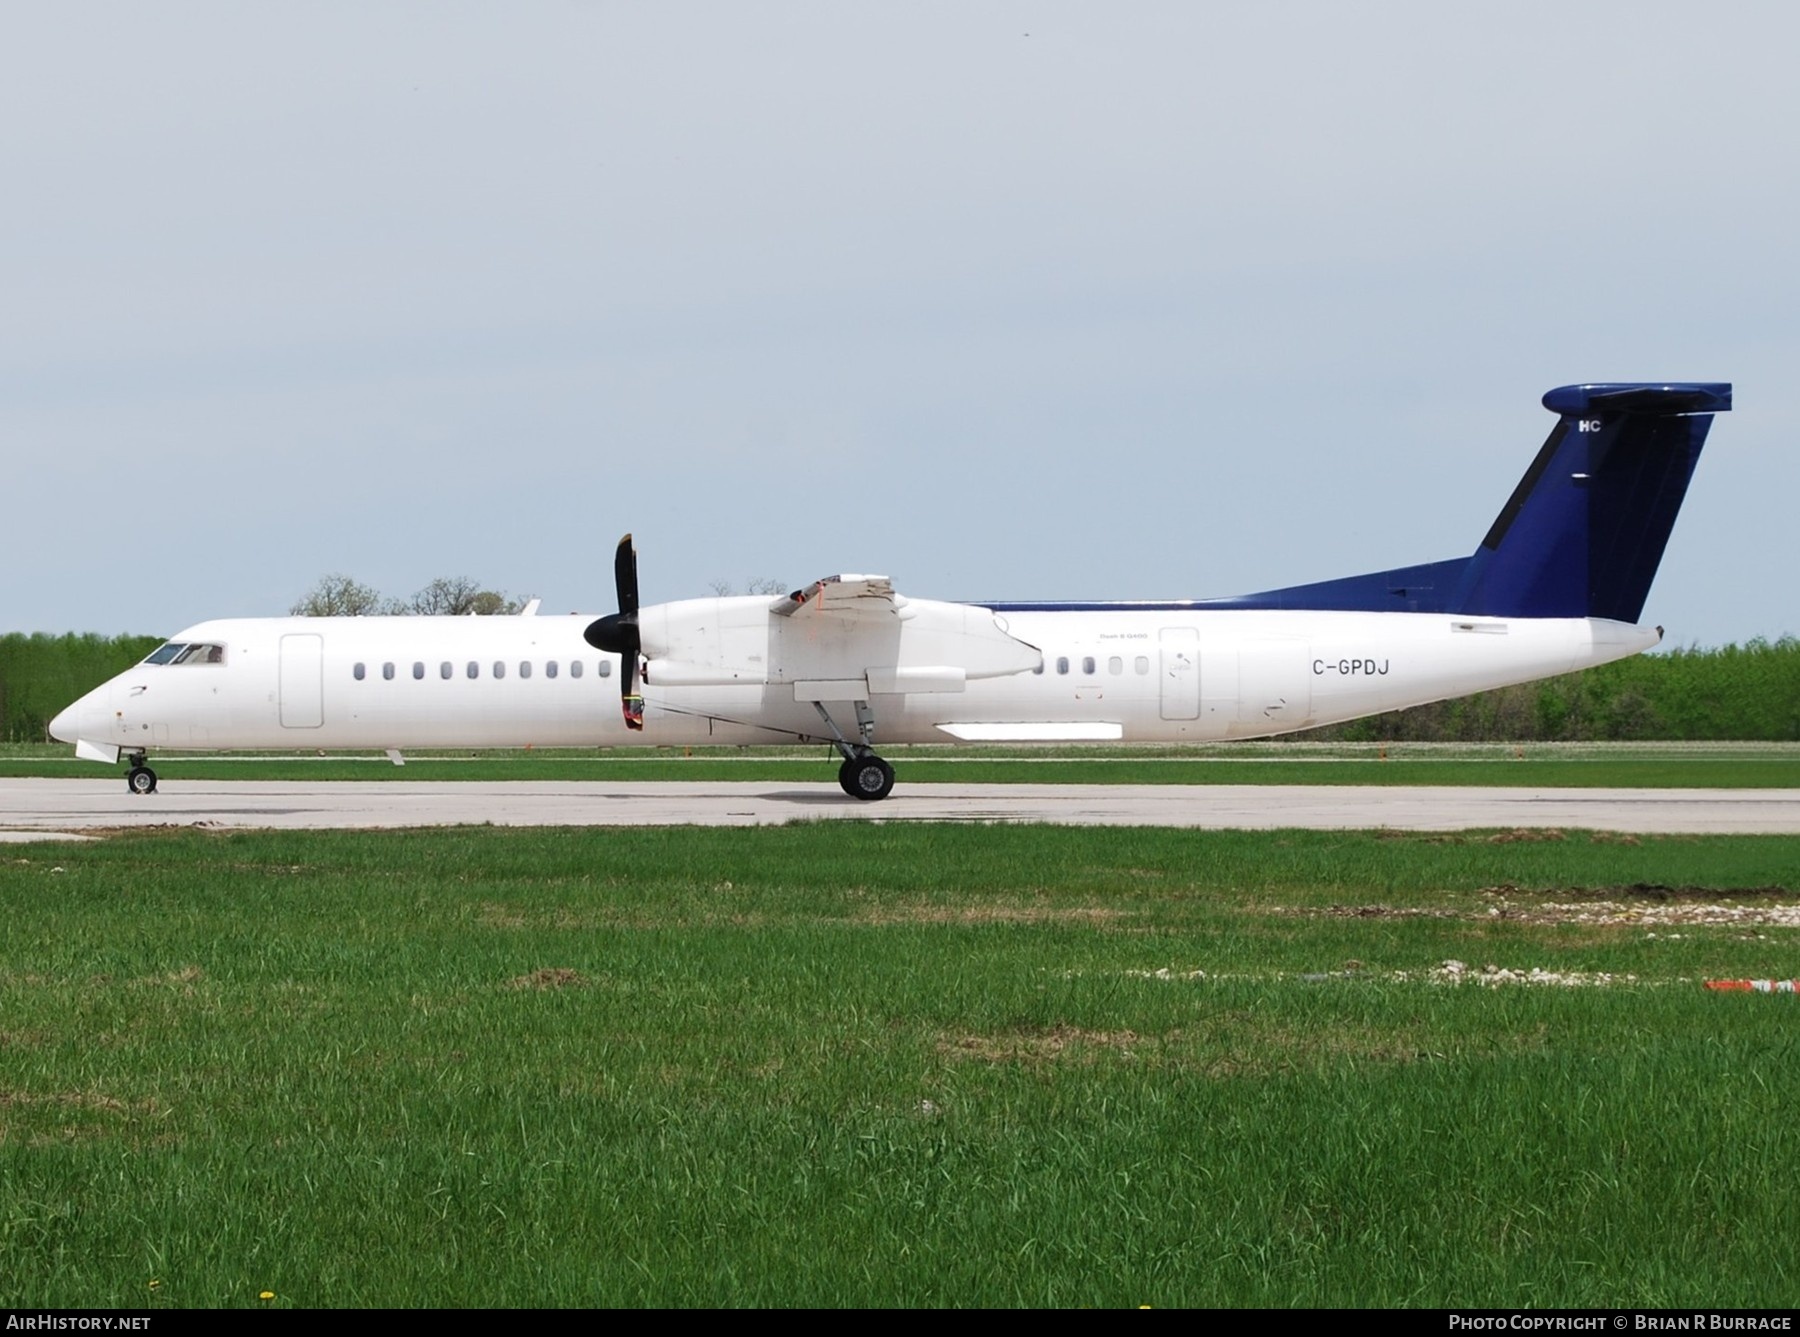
top-left (1204, 382), bottom-right (1730, 621)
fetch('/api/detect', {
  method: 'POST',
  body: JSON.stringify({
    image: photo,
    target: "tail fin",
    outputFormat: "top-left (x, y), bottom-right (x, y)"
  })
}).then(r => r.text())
top-left (1453, 383), bottom-right (1730, 621)
top-left (1209, 382), bottom-right (1730, 621)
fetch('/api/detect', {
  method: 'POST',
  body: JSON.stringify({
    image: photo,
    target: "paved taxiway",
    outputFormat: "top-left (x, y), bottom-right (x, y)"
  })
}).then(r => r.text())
top-left (3, 778), bottom-right (1798, 838)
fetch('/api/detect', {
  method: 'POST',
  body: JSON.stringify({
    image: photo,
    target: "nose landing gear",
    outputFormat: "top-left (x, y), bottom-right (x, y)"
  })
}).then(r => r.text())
top-left (125, 753), bottom-right (158, 795)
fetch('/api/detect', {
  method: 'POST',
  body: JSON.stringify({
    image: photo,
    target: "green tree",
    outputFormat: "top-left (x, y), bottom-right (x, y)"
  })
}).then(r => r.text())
top-left (291, 575), bottom-right (523, 617)
top-left (406, 576), bottom-right (523, 616)
top-left (460, 589), bottom-right (525, 615)
top-left (290, 574), bottom-right (393, 617)
top-left (707, 577), bottom-right (787, 597)
top-left (1, 632), bottom-right (162, 740)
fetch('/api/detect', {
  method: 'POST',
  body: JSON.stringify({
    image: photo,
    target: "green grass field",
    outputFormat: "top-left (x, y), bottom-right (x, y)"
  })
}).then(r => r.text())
top-left (4, 824), bottom-right (1799, 1307)
top-left (6, 740), bottom-right (1800, 788)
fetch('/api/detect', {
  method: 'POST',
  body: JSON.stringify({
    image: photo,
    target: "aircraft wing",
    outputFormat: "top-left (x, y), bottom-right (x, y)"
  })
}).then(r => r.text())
top-left (770, 574), bottom-right (898, 622)
top-left (760, 574), bottom-right (1040, 692)
top-left (642, 572), bottom-right (1038, 690)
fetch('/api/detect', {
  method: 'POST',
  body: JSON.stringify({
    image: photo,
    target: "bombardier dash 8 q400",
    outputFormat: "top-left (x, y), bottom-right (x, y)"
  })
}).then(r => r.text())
top-left (50, 382), bottom-right (1731, 801)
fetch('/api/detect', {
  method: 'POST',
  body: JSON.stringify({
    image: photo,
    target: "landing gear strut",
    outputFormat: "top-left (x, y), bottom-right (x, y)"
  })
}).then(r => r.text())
top-left (125, 752), bottom-right (158, 795)
top-left (813, 701), bottom-right (895, 801)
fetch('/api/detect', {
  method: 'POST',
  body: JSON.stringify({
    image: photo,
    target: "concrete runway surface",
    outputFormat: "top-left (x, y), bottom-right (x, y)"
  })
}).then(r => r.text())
top-left (3, 777), bottom-right (1799, 840)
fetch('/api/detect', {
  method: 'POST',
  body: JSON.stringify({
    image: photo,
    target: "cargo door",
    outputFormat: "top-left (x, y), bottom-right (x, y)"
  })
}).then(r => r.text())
top-left (1159, 627), bottom-right (1200, 720)
top-left (1237, 639), bottom-right (1313, 731)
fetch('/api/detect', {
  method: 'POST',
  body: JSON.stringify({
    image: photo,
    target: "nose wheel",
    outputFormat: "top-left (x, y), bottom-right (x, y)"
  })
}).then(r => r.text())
top-left (126, 761), bottom-right (158, 795)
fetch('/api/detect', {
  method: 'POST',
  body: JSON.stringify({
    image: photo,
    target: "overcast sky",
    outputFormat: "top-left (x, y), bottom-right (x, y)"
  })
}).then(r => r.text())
top-left (5, 2), bottom-right (1794, 647)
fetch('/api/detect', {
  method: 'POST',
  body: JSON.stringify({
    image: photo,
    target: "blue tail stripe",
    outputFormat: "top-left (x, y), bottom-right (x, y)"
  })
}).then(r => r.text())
top-left (1185, 556), bottom-right (1473, 614)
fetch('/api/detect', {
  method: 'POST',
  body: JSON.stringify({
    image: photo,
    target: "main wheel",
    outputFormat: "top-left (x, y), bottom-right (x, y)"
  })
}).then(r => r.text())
top-left (839, 754), bottom-right (895, 802)
top-left (127, 765), bottom-right (158, 795)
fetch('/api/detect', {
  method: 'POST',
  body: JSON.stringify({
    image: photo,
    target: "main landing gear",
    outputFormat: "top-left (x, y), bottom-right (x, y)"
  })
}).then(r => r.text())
top-left (839, 753), bottom-right (895, 801)
top-left (813, 701), bottom-right (896, 801)
top-left (125, 752), bottom-right (158, 795)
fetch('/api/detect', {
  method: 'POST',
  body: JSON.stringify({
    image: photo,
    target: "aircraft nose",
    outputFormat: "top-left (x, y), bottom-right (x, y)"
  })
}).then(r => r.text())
top-left (48, 702), bottom-right (79, 743)
top-left (49, 686), bottom-right (109, 745)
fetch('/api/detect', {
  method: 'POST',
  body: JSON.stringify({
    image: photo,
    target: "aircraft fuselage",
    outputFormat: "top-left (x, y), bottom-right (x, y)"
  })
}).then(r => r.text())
top-left (51, 607), bottom-right (1657, 755)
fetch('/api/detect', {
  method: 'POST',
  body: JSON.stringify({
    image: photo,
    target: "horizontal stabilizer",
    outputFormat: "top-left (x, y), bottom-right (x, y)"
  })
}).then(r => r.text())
top-left (1541, 383), bottom-right (1731, 415)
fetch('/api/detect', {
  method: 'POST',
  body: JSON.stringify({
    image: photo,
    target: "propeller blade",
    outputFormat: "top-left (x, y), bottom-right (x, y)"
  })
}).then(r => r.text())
top-left (585, 534), bottom-right (645, 731)
top-left (621, 657), bottom-right (644, 732)
top-left (615, 533), bottom-right (638, 620)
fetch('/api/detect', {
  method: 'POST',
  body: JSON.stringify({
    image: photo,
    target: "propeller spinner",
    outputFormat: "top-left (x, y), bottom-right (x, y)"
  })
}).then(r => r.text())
top-left (584, 534), bottom-right (645, 730)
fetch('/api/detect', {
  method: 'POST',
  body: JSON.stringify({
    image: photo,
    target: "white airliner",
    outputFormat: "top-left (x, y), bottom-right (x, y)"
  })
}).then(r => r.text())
top-left (50, 382), bottom-right (1731, 801)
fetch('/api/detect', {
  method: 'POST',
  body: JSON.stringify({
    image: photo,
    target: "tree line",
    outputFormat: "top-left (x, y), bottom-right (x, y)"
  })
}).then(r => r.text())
top-left (2, 632), bottom-right (165, 743)
top-left (291, 574), bottom-right (525, 617)
top-left (294, 573), bottom-right (791, 614)
top-left (7, 630), bottom-right (1797, 745)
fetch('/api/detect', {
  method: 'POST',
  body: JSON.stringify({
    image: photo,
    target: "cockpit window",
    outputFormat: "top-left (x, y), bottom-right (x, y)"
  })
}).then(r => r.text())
top-left (144, 642), bottom-right (226, 665)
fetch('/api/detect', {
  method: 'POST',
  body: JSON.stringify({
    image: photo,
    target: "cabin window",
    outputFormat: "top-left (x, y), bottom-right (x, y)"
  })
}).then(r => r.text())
top-left (353, 662), bottom-right (366, 681)
top-left (1032, 660), bottom-right (1044, 675)
top-left (545, 661), bottom-right (559, 679)
top-left (598, 660), bottom-right (612, 678)
top-left (1056, 657), bottom-right (1069, 675)
top-left (1135, 656), bottom-right (1150, 675)
top-left (440, 662), bottom-right (453, 680)
top-left (467, 661), bottom-right (479, 679)
top-left (1108, 656), bottom-right (1123, 675)
top-left (1082, 656), bottom-right (1096, 675)
top-left (519, 661), bottom-right (532, 679)
top-left (144, 643), bottom-right (187, 665)
top-left (413, 662), bottom-right (425, 680)
top-left (382, 662), bottom-right (395, 681)
top-left (570, 660), bottom-right (584, 679)
top-left (493, 661), bottom-right (506, 680)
